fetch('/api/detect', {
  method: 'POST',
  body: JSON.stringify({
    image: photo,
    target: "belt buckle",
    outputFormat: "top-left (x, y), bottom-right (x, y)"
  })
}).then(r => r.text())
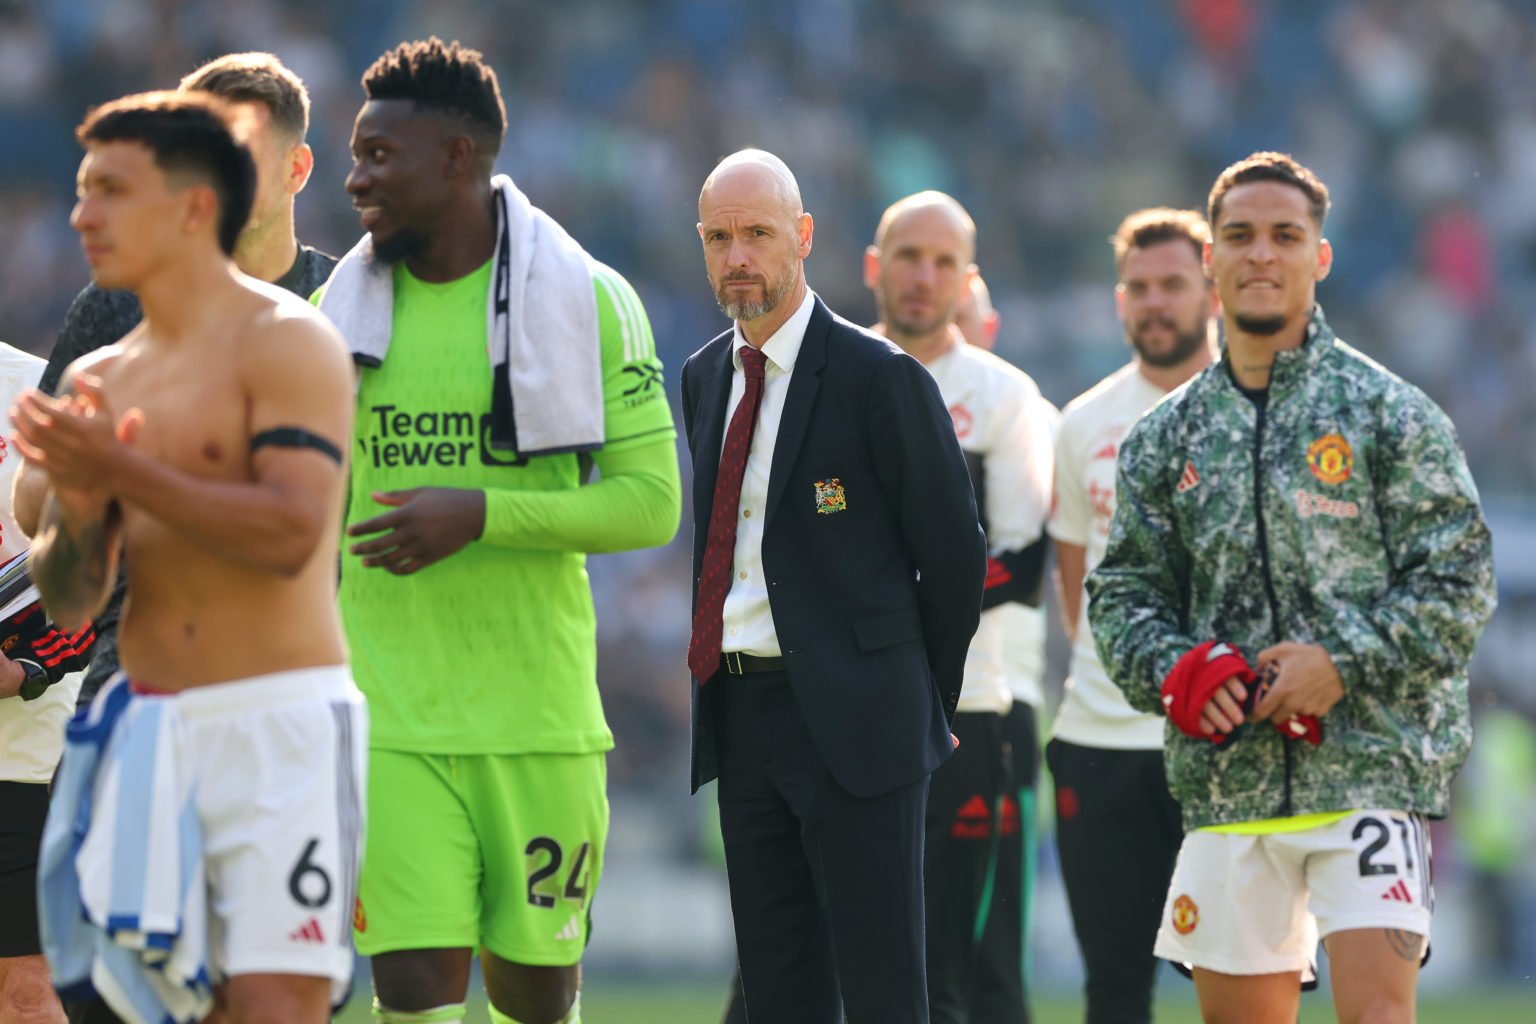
top-left (724, 651), bottom-right (744, 676)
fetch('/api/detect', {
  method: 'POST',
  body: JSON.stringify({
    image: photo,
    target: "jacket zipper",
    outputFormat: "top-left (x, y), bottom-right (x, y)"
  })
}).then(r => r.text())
top-left (1250, 396), bottom-right (1292, 816)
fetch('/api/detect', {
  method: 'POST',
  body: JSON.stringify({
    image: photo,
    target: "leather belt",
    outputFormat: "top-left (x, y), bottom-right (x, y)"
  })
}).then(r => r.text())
top-left (722, 652), bottom-right (786, 676)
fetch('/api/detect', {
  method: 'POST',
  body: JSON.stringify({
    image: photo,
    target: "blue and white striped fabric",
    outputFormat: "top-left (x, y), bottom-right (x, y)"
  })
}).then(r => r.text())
top-left (38, 673), bottom-right (213, 1024)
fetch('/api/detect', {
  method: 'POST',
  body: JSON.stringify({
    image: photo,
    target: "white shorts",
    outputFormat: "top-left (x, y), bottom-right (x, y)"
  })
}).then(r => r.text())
top-left (1154, 810), bottom-right (1432, 978)
top-left (162, 667), bottom-right (367, 992)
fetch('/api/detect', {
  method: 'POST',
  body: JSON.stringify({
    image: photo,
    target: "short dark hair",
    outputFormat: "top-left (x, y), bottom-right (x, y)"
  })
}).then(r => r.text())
top-left (1208, 151), bottom-right (1331, 231)
top-left (180, 52), bottom-right (310, 143)
top-left (362, 37), bottom-right (506, 155)
top-left (77, 91), bottom-right (256, 256)
top-left (1110, 207), bottom-right (1211, 274)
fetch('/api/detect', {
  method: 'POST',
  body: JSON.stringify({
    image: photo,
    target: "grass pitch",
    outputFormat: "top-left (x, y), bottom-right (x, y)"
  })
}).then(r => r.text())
top-left (333, 981), bottom-right (1535, 1022)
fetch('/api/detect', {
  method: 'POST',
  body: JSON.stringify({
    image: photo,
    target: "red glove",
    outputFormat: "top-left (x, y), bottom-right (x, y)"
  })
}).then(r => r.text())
top-left (1161, 642), bottom-right (1324, 746)
top-left (1161, 641), bottom-right (1256, 742)
top-left (1270, 707), bottom-right (1324, 744)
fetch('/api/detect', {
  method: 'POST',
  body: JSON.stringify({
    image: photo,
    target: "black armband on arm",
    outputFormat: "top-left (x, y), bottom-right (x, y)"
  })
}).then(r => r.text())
top-left (981, 534), bottom-right (1048, 611)
top-left (250, 427), bottom-right (343, 465)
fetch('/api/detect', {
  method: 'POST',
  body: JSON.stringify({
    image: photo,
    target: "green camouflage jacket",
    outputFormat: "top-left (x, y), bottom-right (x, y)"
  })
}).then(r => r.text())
top-left (1086, 307), bottom-right (1496, 830)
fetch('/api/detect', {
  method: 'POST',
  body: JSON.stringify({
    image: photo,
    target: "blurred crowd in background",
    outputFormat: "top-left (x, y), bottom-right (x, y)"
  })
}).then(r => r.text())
top-left (1, 0), bottom-right (1532, 988)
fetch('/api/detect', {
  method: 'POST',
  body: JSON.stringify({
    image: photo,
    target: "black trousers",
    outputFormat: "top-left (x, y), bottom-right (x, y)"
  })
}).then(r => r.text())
top-left (1045, 740), bottom-right (1184, 1024)
top-left (0, 781), bottom-right (50, 958)
top-left (923, 703), bottom-right (1039, 1024)
top-left (715, 671), bottom-right (930, 1024)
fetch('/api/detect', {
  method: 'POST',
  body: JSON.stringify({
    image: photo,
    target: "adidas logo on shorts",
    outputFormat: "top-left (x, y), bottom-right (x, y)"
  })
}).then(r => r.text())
top-left (554, 915), bottom-right (581, 942)
top-left (1381, 880), bottom-right (1413, 903)
top-left (289, 917), bottom-right (326, 943)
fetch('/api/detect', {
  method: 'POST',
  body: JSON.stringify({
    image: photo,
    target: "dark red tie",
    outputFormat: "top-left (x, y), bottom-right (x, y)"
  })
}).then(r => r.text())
top-left (688, 345), bottom-right (769, 681)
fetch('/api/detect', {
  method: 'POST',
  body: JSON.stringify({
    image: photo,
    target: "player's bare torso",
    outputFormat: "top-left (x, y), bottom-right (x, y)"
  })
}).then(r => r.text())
top-left (75, 286), bottom-right (349, 689)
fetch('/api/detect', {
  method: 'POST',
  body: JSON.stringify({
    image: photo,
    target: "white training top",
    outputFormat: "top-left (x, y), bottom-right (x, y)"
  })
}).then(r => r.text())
top-left (1049, 361), bottom-right (1169, 748)
top-left (924, 342), bottom-right (1057, 715)
top-left (0, 342), bottom-right (83, 783)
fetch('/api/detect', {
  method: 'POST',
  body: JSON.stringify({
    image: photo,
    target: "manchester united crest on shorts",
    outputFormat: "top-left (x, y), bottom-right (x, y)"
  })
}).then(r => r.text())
top-left (814, 478), bottom-right (847, 514)
top-left (1307, 433), bottom-right (1353, 485)
top-left (1171, 893), bottom-right (1199, 934)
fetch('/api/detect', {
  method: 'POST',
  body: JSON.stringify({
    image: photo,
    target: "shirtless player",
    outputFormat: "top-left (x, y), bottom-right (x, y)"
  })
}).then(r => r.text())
top-left (10, 92), bottom-right (361, 1024)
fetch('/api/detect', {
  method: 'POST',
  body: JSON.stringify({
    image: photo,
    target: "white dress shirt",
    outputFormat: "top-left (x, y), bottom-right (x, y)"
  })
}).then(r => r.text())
top-left (719, 288), bottom-right (817, 656)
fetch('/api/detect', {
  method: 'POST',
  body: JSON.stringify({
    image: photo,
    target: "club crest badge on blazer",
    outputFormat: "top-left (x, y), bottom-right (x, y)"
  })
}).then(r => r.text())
top-left (813, 478), bottom-right (847, 514)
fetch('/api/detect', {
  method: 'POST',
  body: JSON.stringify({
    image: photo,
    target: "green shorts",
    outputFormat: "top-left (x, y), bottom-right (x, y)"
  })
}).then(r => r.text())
top-left (354, 749), bottom-right (608, 966)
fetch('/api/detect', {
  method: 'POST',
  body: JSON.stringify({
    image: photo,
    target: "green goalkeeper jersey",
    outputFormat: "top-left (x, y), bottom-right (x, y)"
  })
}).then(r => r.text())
top-left (339, 258), bottom-right (678, 754)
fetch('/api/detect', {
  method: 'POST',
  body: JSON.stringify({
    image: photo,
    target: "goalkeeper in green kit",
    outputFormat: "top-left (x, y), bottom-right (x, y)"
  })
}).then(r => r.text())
top-left (319, 38), bottom-right (681, 1024)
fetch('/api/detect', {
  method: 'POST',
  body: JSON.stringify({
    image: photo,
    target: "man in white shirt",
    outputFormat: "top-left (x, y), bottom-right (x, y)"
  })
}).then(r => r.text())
top-left (863, 194), bottom-right (1056, 1024)
top-left (957, 272), bottom-right (1057, 779)
top-left (1046, 207), bottom-right (1218, 1023)
top-left (682, 151), bottom-right (985, 1024)
top-left (0, 341), bottom-right (91, 1024)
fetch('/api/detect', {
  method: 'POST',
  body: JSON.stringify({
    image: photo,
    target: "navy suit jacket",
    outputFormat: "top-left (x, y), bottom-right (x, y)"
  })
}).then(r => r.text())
top-left (681, 295), bottom-right (986, 799)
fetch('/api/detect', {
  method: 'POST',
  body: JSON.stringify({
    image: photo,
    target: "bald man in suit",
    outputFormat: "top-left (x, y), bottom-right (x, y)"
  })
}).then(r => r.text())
top-left (682, 150), bottom-right (986, 1023)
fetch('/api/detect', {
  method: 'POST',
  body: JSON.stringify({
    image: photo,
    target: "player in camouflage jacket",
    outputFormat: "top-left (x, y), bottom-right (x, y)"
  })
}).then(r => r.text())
top-left (1086, 304), bottom-right (1496, 831)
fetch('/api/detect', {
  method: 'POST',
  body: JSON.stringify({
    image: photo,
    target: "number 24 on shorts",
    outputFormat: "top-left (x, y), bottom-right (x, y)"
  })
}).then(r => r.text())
top-left (525, 837), bottom-right (591, 910)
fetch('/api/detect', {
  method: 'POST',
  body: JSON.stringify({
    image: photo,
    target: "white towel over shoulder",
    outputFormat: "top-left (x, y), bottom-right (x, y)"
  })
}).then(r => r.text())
top-left (319, 173), bottom-right (605, 457)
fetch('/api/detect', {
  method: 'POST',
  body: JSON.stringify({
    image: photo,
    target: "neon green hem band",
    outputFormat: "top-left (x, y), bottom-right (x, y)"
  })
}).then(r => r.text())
top-left (1201, 809), bottom-right (1354, 835)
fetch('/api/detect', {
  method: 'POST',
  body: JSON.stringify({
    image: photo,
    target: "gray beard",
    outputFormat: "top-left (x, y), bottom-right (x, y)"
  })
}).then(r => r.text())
top-left (716, 275), bottom-right (793, 323)
top-left (717, 296), bottom-right (776, 321)
top-left (1234, 313), bottom-right (1288, 336)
